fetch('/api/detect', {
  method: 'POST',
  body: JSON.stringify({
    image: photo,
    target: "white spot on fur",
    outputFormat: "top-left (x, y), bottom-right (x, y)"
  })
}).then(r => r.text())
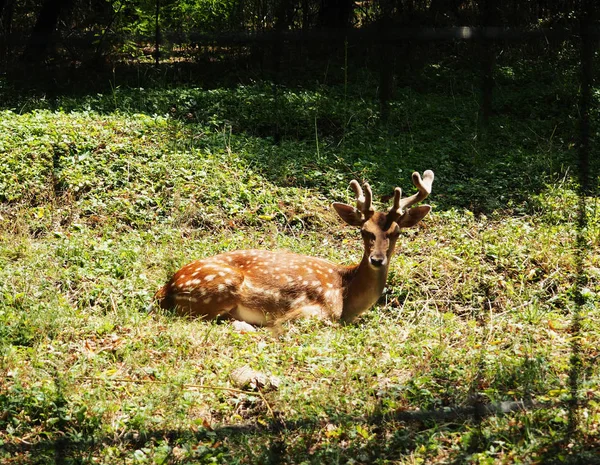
top-left (205, 274), bottom-right (216, 282)
top-left (242, 278), bottom-right (257, 291)
top-left (291, 295), bottom-right (307, 307)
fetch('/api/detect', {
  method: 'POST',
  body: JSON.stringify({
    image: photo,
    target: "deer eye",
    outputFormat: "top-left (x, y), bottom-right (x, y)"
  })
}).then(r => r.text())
top-left (362, 231), bottom-right (376, 241)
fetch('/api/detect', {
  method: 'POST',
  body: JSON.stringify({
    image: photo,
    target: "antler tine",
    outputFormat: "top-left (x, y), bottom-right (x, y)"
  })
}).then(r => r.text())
top-left (349, 180), bottom-right (365, 208)
top-left (362, 182), bottom-right (374, 217)
top-left (387, 186), bottom-right (403, 222)
top-left (399, 170), bottom-right (435, 211)
top-left (349, 180), bottom-right (374, 218)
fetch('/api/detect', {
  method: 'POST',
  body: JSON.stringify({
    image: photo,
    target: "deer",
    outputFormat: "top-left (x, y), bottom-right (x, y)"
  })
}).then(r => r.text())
top-left (153, 171), bottom-right (434, 326)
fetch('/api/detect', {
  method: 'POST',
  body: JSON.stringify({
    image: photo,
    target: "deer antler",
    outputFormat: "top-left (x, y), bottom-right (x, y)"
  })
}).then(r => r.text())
top-left (350, 180), bottom-right (374, 220)
top-left (388, 170), bottom-right (435, 222)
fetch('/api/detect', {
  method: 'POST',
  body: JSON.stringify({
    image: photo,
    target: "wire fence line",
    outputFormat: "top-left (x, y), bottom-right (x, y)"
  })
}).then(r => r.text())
top-left (3, 23), bottom-right (594, 125)
top-left (3, 25), bottom-right (599, 71)
top-left (5, 25), bottom-right (600, 47)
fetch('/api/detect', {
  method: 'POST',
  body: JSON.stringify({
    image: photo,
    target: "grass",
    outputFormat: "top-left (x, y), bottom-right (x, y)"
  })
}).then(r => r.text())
top-left (0, 61), bottom-right (599, 464)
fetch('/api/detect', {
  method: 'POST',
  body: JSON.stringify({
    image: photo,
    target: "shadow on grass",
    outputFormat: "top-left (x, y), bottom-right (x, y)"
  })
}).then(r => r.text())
top-left (5, 395), bottom-right (600, 464)
top-left (2, 38), bottom-right (590, 216)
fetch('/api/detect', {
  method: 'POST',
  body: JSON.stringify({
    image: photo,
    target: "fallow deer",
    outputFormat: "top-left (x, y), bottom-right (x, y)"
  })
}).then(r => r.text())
top-left (154, 171), bottom-right (434, 325)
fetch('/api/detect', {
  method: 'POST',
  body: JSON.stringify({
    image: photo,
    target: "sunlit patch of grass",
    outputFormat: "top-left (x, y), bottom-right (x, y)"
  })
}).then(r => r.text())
top-left (0, 88), bottom-right (598, 463)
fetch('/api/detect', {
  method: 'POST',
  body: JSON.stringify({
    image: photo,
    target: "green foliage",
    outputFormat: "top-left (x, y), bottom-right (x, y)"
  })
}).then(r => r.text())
top-left (162, 0), bottom-right (241, 32)
top-left (112, 0), bottom-right (242, 37)
top-left (5, 64), bottom-right (581, 213)
top-left (1, 70), bottom-right (599, 463)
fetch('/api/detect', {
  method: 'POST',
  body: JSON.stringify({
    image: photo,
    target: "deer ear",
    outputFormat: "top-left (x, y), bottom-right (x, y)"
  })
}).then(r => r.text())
top-left (396, 205), bottom-right (431, 228)
top-left (332, 202), bottom-right (365, 227)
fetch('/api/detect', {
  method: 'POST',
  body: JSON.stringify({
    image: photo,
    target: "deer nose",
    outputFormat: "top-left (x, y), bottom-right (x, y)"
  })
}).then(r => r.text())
top-left (369, 255), bottom-right (386, 268)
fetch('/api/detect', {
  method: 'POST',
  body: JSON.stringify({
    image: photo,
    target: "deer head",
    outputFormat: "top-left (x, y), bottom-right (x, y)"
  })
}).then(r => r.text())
top-left (332, 170), bottom-right (434, 270)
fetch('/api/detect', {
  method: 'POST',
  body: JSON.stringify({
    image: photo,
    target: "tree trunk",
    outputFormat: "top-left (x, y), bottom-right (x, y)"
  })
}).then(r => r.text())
top-left (0, 0), bottom-right (14, 65)
top-left (0, 0), bottom-right (9, 17)
top-left (318, 0), bottom-right (354, 29)
top-left (22, 0), bottom-right (71, 63)
top-left (478, 0), bottom-right (499, 127)
top-left (378, 0), bottom-right (396, 123)
top-left (429, 0), bottom-right (465, 24)
top-left (272, 0), bottom-right (295, 74)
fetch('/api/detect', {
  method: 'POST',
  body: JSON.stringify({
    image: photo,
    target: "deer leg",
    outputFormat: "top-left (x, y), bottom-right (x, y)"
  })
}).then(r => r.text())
top-left (273, 304), bottom-right (330, 326)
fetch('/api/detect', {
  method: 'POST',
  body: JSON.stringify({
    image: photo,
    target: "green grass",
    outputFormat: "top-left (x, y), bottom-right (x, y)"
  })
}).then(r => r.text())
top-left (0, 73), bottom-right (599, 464)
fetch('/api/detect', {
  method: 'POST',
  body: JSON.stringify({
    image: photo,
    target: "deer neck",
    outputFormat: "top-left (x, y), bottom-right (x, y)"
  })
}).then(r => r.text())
top-left (340, 253), bottom-right (389, 323)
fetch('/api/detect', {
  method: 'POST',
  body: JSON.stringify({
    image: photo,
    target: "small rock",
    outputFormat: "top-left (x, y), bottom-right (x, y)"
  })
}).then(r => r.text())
top-left (232, 321), bottom-right (257, 333)
top-left (230, 365), bottom-right (281, 391)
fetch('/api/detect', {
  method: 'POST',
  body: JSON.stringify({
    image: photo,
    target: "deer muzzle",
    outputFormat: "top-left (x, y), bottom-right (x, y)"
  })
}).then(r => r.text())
top-left (369, 253), bottom-right (387, 268)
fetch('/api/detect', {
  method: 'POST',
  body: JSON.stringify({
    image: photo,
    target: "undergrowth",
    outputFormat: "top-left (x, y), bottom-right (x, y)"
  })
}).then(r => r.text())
top-left (0, 68), bottom-right (599, 464)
